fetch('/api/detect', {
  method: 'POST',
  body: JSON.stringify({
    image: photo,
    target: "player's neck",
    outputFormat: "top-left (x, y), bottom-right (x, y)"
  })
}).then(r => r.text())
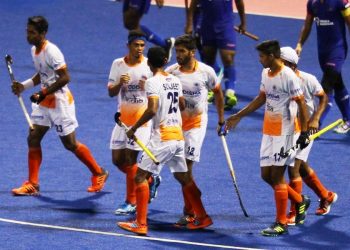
top-left (180, 59), bottom-right (197, 72)
top-left (269, 60), bottom-right (283, 73)
top-left (153, 68), bottom-right (167, 76)
top-left (125, 55), bottom-right (143, 65)
top-left (35, 39), bottom-right (47, 54)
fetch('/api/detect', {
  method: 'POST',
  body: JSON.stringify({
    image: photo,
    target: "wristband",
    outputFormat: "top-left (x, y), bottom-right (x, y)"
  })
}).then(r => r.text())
top-left (22, 78), bottom-right (34, 90)
top-left (41, 88), bottom-right (48, 95)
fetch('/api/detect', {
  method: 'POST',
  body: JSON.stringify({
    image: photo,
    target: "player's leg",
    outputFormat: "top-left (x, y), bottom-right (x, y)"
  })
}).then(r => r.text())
top-left (12, 124), bottom-right (49, 196)
top-left (287, 160), bottom-right (303, 225)
top-left (300, 162), bottom-right (338, 215)
top-left (333, 72), bottom-right (350, 133)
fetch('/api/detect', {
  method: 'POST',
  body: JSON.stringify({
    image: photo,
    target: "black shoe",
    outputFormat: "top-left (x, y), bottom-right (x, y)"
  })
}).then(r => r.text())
top-left (295, 195), bottom-right (311, 225)
top-left (261, 222), bottom-right (288, 237)
top-left (164, 37), bottom-right (175, 62)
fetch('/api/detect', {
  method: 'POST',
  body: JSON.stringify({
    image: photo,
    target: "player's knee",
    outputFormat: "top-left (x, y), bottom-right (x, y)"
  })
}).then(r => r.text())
top-left (322, 67), bottom-right (342, 92)
top-left (63, 142), bottom-right (77, 152)
top-left (123, 18), bottom-right (138, 30)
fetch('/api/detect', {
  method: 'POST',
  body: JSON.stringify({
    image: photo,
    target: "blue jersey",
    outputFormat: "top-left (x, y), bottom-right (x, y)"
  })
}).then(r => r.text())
top-left (200, 0), bottom-right (234, 26)
top-left (307, 0), bottom-right (350, 55)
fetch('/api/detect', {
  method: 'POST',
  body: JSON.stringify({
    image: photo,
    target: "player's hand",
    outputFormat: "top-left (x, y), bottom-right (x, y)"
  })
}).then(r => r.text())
top-left (295, 43), bottom-right (302, 56)
top-left (308, 118), bottom-right (319, 135)
top-left (237, 23), bottom-right (246, 34)
top-left (126, 127), bottom-right (136, 140)
top-left (217, 121), bottom-right (227, 136)
top-left (119, 73), bottom-right (130, 85)
top-left (225, 114), bottom-right (241, 131)
top-left (296, 131), bottom-right (310, 150)
top-left (11, 81), bottom-right (24, 96)
top-left (30, 90), bottom-right (46, 104)
top-left (155, 0), bottom-right (164, 8)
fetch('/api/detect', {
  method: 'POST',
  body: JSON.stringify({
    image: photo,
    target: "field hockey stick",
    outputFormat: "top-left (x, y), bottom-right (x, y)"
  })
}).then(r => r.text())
top-left (115, 112), bottom-right (160, 165)
top-left (220, 135), bottom-right (249, 217)
top-left (234, 26), bottom-right (259, 41)
top-left (279, 118), bottom-right (344, 159)
top-left (5, 55), bottom-right (34, 130)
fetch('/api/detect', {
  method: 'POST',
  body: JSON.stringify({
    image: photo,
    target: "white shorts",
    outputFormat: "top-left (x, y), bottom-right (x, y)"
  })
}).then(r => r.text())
top-left (110, 123), bottom-right (152, 151)
top-left (31, 102), bottom-right (78, 137)
top-left (260, 134), bottom-right (296, 167)
top-left (138, 140), bottom-right (188, 175)
top-left (291, 133), bottom-right (313, 163)
top-left (183, 125), bottom-right (207, 162)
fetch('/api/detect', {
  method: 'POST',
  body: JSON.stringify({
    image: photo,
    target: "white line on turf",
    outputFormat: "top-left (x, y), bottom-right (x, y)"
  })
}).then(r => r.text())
top-left (0, 217), bottom-right (264, 250)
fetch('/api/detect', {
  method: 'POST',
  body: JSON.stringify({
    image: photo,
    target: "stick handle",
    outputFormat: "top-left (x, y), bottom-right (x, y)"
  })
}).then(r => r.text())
top-left (234, 26), bottom-right (259, 41)
top-left (18, 96), bottom-right (34, 130)
top-left (117, 119), bottom-right (160, 165)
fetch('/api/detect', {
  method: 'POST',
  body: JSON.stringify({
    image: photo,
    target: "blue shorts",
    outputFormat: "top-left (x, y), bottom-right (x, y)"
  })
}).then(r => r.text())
top-left (318, 48), bottom-right (347, 73)
top-left (201, 21), bottom-right (236, 50)
top-left (123, 0), bottom-right (151, 15)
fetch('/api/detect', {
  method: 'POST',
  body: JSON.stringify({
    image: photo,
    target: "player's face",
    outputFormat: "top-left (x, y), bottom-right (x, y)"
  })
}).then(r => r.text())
top-left (175, 45), bottom-right (194, 66)
top-left (26, 24), bottom-right (44, 46)
top-left (129, 40), bottom-right (145, 59)
top-left (258, 52), bottom-right (274, 68)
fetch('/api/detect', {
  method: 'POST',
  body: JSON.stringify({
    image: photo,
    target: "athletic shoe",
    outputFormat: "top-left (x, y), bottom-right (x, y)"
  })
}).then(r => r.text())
top-left (164, 37), bottom-right (175, 62)
top-left (333, 121), bottom-right (350, 134)
top-left (295, 195), bottom-right (311, 225)
top-left (114, 202), bottom-right (136, 215)
top-left (174, 214), bottom-right (195, 228)
top-left (87, 168), bottom-right (109, 192)
top-left (117, 220), bottom-right (148, 235)
top-left (286, 212), bottom-right (296, 226)
top-left (12, 181), bottom-right (40, 196)
top-left (149, 174), bottom-right (161, 203)
top-left (186, 215), bottom-right (213, 230)
top-left (207, 90), bottom-right (214, 104)
top-left (316, 192), bottom-right (338, 216)
top-left (224, 91), bottom-right (238, 110)
top-left (261, 222), bottom-right (288, 237)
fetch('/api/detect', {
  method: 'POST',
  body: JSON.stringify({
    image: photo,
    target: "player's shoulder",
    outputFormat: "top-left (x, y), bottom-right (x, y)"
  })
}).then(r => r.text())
top-left (197, 61), bottom-right (214, 73)
top-left (45, 40), bottom-right (62, 53)
top-left (165, 63), bottom-right (180, 74)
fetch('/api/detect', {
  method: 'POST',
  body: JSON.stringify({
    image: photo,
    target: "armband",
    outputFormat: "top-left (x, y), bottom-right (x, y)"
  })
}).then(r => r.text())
top-left (22, 78), bottom-right (34, 90)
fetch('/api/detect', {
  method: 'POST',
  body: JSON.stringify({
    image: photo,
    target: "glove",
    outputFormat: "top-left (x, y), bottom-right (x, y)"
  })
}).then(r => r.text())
top-left (217, 121), bottom-right (227, 136)
top-left (296, 131), bottom-right (310, 150)
top-left (30, 90), bottom-right (46, 104)
top-left (114, 112), bottom-right (121, 123)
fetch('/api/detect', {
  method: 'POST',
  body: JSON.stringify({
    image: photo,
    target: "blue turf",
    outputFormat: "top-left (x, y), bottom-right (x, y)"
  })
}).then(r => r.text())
top-left (0, 0), bottom-right (349, 249)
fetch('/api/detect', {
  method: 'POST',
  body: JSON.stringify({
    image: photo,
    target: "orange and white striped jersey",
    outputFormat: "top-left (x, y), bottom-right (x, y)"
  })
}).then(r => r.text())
top-left (296, 70), bottom-right (324, 117)
top-left (165, 61), bottom-right (219, 131)
top-left (108, 56), bottom-right (152, 126)
top-left (260, 65), bottom-right (304, 136)
top-left (145, 72), bottom-right (184, 142)
top-left (31, 40), bottom-right (73, 109)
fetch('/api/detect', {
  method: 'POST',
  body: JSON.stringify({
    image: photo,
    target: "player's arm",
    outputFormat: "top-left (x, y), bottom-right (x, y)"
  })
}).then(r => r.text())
top-left (234, 0), bottom-right (246, 32)
top-left (154, 0), bottom-right (164, 8)
top-left (127, 96), bottom-right (158, 139)
top-left (308, 92), bottom-right (327, 133)
top-left (225, 91), bottom-right (265, 131)
top-left (184, 0), bottom-right (198, 34)
top-left (108, 74), bottom-right (130, 97)
top-left (30, 67), bottom-right (70, 104)
top-left (296, 13), bottom-right (314, 55)
top-left (295, 96), bottom-right (309, 132)
top-left (213, 86), bottom-right (225, 124)
top-left (12, 73), bottom-right (41, 96)
top-left (179, 96), bottom-right (186, 111)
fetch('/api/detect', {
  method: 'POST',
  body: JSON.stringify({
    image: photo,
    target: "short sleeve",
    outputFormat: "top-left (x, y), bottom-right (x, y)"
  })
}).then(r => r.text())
top-left (47, 45), bottom-right (66, 71)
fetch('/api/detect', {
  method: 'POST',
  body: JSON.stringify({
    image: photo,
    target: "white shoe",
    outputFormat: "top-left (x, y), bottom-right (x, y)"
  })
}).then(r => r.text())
top-left (333, 121), bottom-right (350, 134)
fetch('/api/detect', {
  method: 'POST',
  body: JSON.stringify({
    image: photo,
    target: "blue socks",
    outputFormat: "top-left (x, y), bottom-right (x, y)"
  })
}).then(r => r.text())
top-left (140, 25), bottom-right (166, 47)
top-left (223, 65), bottom-right (236, 91)
top-left (335, 87), bottom-right (350, 121)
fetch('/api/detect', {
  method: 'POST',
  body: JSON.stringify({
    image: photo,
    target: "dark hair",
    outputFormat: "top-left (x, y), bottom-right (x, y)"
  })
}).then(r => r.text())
top-left (256, 40), bottom-right (280, 58)
top-left (147, 46), bottom-right (167, 68)
top-left (175, 34), bottom-right (196, 50)
top-left (128, 30), bottom-right (146, 44)
top-left (28, 16), bottom-right (48, 34)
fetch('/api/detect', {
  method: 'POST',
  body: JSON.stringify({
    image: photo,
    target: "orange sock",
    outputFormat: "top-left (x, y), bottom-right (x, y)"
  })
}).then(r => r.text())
top-left (74, 143), bottom-right (102, 175)
top-left (287, 184), bottom-right (303, 204)
top-left (303, 170), bottom-right (329, 199)
top-left (274, 184), bottom-right (288, 225)
top-left (289, 177), bottom-right (302, 213)
top-left (28, 147), bottom-right (42, 185)
top-left (147, 175), bottom-right (153, 184)
top-left (126, 164), bottom-right (138, 205)
top-left (183, 181), bottom-right (207, 219)
top-left (136, 181), bottom-right (149, 225)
